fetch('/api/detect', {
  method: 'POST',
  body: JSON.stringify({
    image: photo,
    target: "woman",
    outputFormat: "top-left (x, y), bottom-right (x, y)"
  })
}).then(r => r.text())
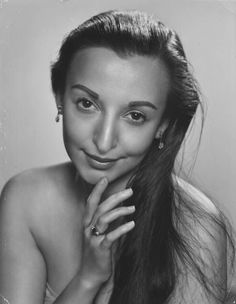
top-left (0, 10), bottom-right (234, 304)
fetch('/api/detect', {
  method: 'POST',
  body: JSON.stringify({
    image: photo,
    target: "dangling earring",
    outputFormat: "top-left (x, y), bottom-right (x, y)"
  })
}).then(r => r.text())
top-left (158, 132), bottom-right (164, 150)
top-left (55, 105), bottom-right (63, 122)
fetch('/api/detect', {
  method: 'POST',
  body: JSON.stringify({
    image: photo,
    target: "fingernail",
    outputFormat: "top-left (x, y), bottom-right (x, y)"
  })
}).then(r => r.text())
top-left (125, 188), bottom-right (133, 195)
top-left (127, 220), bottom-right (135, 227)
top-left (128, 205), bottom-right (135, 211)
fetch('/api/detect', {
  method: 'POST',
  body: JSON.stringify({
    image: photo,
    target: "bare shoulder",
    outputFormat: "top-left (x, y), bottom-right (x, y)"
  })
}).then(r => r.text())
top-left (1, 161), bottom-right (76, 192)
top-left (174, 176), bottom-right (220, 217)
top-left (0, 162), bottom-right (80, 226)
top-left (173, 176), bottom-right (226, 264)
top-left (0, 163), bottom-right (79, 303)
top-left (171, 177), bottom-right (228, 303)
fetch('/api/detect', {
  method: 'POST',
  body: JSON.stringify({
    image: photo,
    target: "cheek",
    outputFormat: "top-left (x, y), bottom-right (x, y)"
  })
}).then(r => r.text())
top-left (63, 110), bottom-right (93, 145)
top-left (121, 128), bottom-right (156, 156)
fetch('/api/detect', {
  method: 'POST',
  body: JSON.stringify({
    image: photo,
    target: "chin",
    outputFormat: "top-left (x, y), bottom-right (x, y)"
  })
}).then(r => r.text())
top-left (75, 166), bottom-right (109, 185)
top-left (76, 164), bottom-right (132, 187)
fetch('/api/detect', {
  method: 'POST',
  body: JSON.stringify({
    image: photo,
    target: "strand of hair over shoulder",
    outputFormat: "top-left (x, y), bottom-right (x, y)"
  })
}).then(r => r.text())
top-left (0, 294), bottom-right (10, 304)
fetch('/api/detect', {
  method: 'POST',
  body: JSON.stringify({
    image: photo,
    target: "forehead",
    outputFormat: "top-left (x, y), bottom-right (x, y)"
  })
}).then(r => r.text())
top-left (66, 47), bottom-right (170, 106)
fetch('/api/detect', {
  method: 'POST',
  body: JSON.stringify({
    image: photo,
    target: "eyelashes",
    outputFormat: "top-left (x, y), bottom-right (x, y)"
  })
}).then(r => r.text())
top-left (76, 97), bottom-right (97, 111)
top-left (125, 111), bottom-right (146, 124)
top-left (75, 97), bottom-right (147, 124)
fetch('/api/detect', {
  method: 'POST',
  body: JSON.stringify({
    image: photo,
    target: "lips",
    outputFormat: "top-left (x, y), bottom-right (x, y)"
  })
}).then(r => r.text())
top-left (85, 152), bottom-right (118, 163)
top-left (84, 151), bottom-right (119, 170)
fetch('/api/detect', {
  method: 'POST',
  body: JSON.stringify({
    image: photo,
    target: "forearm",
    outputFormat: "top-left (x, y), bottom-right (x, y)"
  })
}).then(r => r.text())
top-left (53, 274), bottom-right (101, 304)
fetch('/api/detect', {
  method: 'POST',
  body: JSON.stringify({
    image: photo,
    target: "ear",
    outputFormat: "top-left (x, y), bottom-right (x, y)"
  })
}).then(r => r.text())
top-left (155, 119), bottom-right (169, 139)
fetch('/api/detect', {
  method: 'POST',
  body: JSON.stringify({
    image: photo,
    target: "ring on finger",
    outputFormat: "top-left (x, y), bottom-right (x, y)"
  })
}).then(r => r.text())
top-left (90, 225), bottom-right (104, 237)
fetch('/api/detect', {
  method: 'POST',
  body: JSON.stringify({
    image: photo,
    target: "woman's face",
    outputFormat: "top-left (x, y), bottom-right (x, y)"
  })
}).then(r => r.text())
top-left (59, 47), bottom-right (170, 185)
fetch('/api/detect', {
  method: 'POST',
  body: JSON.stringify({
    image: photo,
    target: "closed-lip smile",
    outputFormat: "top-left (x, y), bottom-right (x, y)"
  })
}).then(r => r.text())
top-left (85, 152), bottom-right (118, 163)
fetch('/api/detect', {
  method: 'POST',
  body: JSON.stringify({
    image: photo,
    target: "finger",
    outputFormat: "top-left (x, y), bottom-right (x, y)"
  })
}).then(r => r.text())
top-left (93, 188), bottom-right (133, 224)
top-left (84, 177), bottom-right (108, 227)
top-left (96, 206), bottom-right (135, 233)
top-left (101, 221), bottom-right (135, 249)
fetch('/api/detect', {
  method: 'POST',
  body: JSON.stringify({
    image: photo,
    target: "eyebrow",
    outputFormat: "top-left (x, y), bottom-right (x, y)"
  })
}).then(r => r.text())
top-left (128, 101), bottom-right (157, 110)
top-left (71, 84), bottom-right (99, 99)
top-left (71, 83), bottom-right (158, 110)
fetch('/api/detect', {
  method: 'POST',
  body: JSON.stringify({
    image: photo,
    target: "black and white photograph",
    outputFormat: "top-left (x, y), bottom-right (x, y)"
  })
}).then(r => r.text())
top-left (0, 1), bottom-right (236, 303)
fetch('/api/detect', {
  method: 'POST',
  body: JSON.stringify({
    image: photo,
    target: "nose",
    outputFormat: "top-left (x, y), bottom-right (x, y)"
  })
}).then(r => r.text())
top-left (92, 115), bottom-right (118, 154)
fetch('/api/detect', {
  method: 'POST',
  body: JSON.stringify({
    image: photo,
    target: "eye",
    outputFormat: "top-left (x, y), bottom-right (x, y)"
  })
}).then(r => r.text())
top-left (126, 111), bottom-right (146, 124)
top-left (76, 97), bottom-right (97, 111)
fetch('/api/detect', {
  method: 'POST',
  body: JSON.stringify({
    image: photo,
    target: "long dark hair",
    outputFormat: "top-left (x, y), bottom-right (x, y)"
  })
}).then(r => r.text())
top-left (51, 10), bottom-right (234, 303)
